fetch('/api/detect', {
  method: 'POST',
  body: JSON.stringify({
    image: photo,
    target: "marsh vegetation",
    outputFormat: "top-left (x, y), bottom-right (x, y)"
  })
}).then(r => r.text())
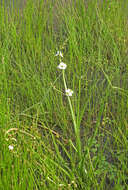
top-left (0, 0), bottom-right (128, 189)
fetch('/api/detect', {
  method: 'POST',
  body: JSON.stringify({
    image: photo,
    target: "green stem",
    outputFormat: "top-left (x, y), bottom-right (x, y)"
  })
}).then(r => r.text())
top-left (62, 70), bottom-right (81, 159)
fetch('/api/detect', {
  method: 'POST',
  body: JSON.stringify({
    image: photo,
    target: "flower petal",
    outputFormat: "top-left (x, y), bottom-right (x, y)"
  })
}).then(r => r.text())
top-left (55, 51), bottom-right (63, 57)
top-left (57, 62), bottom-right (67, 70)
top-left (9, 145), bottom-right (14, 150)
top-left (65, 89), bottom-right (73, 96)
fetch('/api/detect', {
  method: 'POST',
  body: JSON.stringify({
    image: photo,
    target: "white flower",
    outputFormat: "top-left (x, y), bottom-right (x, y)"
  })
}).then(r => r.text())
top-left (65, 89), bottom-right (73, 96)
top-left (57, 62), bottom-right (67, 70)
top-left (9, 145), bottom-right (14, 150)
top-left (55, 51), bottom-right (63, 58)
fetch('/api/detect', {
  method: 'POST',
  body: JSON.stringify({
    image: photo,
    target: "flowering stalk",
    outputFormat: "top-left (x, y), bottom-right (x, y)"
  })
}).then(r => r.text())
top-left (62, 70), bottom-right (81, 159)
top-left (56, 51), bottom-right (82, 160)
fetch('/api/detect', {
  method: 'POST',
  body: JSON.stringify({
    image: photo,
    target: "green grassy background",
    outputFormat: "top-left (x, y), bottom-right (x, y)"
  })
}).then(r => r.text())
top-left (0, 0), bottom-right (128, 189)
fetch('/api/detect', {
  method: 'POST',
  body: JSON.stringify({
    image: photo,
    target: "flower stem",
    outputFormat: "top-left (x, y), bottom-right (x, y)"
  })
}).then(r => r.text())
top-left (62, 70), bottom-right (81, 160)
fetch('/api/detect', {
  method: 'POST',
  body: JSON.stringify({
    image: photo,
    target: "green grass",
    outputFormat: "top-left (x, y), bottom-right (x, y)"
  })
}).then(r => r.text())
top-left (0, 0), bottom-right (128, 189)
